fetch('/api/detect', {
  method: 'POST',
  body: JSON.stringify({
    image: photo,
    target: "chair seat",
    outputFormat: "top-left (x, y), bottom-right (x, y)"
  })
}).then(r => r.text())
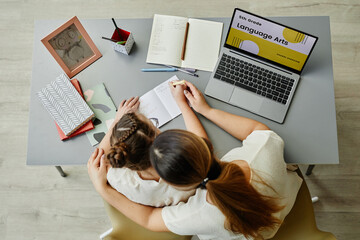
top-left (270, 169), bottom-right (336, 240)
top-left (103, 200), bottom-right (192, 240)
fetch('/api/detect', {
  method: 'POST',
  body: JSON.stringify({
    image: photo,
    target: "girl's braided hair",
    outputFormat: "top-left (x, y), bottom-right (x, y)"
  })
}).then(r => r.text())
top-left (107, 113), bottom-right (156, 171)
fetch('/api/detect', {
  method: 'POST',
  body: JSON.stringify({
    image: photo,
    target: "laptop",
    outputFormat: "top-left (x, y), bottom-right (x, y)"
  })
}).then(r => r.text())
top-left (205, 8), bottom-right (318, 123)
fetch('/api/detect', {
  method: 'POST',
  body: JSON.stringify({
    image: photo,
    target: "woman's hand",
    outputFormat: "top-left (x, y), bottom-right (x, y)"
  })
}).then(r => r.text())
top-left (183, 81), bottom-right (211, 115)
top-left (87, 148), bottom-right (109, 194)
top-left (168, 80), bottom-right (189, 107)
top-left (115, 96), bottom-right (140, 122)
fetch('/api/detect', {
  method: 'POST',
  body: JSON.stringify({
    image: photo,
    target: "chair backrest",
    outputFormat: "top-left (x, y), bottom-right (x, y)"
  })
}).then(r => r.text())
top-left (270, 169), bottom-right (336, 240)
top-left (103, 199), bottom-right (192, 240)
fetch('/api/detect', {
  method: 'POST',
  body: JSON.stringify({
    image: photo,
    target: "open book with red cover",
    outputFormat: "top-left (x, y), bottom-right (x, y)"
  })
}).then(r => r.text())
top-left (55, 79), bottom-right (94, 140)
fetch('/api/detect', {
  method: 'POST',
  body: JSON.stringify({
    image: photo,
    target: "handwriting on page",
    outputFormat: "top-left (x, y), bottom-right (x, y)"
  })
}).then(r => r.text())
top-left (150, 19), bottom-right (186, 56)
top-left (146, 15), bottom-right (188, 67)
top-left (154, 77), bottom-right (182, 118)
top-left (150, 22), bottom-right (166, 55)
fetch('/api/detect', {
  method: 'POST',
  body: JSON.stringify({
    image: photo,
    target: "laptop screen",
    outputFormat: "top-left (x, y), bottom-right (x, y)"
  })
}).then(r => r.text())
top-left (225, 9), bottom-right (318, 73)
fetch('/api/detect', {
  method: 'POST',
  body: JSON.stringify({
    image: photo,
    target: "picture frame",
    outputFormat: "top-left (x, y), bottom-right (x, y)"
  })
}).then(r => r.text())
top-left (41, 16), bottom-right (102, 78)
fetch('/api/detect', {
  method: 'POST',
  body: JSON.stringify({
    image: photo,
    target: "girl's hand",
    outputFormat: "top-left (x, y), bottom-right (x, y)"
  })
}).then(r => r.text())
top-left (168, 80), bottom-right (188, 107)
top-left (115, 96), bottom-right (140, 121)
top-left (183, 81), bottom-right (211, 115)
top-left (87, 148), bottom-right (109, 194)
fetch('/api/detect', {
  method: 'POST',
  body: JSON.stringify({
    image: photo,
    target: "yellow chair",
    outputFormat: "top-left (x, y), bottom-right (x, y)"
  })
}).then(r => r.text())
top-left (270, 169), bottom-right (336, 240)
top-left (101, 199), bottom-right (192, 240)
top-left (100, 169), bottom-right (335, 240)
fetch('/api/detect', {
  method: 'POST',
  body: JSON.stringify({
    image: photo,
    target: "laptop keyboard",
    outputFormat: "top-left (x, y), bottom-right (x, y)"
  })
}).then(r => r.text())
top-left (214, 54), bottom-right (295, 105)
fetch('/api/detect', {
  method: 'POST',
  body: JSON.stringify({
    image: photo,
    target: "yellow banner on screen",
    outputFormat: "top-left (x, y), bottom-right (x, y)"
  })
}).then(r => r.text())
top-left (226, 28), bottom-right (307, 71)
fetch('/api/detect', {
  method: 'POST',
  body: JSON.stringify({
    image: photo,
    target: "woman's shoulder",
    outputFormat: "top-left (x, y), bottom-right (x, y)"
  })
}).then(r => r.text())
top-left (244, 130), bottom-right (286, 174)
top-left (245, 130), bottom-right (284, 146)
top-left (221, 130), bottom-right (284, 164)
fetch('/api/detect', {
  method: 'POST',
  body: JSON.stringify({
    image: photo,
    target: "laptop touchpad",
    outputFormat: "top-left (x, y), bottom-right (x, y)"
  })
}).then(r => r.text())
top-left (229, 88), bottom-right (262, 113)
top-left (205, 79), bottom-right (234, 102)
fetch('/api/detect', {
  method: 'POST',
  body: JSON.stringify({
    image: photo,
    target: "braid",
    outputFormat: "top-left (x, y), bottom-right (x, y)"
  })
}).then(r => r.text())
top-left (108, 142), bottom-right (128, 168)
top-left (108, 112), bottom-right (156, 170)
top-left (117, 114), bottom-right (138, 143)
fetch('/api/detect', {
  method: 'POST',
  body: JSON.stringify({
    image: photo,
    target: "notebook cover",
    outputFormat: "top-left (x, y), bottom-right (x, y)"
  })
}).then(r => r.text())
top-left (84, 83), bottom-right (117, 146)
top-left (55, 79), bottom-right (94, 140)
top-left (37, 74), bottom-right (94, 136)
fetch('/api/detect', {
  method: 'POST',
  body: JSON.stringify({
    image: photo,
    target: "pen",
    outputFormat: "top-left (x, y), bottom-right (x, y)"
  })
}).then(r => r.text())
top-left (111, 18), bottom-right (123, 41)
top-left (102, 36), bottom-right (118, 42)
top-left (164, 65), bottom-right (196, 73)
top-left (181, 68), bottom-right (196, 73)
top-left (141, 68), bottom-right (178, 72)
top-left (176, 67), bottom-right (199, 77)
top-left (164, 65), bottom-right (199, 77)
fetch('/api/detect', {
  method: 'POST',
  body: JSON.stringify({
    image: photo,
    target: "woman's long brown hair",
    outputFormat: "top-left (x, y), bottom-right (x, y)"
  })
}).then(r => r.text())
top-left (150, 129), bottom-right (283, 239)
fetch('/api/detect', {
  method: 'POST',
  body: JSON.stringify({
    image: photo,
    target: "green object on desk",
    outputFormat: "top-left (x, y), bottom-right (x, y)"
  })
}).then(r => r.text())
top-left (117, 41), bottom-right (127, 45)
top-left (83, 83), bottom-right (117, 146)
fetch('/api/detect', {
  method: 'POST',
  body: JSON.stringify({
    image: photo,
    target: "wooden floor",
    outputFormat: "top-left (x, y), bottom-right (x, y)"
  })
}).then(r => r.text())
top-left (0, 0), bottom-right (359, 239)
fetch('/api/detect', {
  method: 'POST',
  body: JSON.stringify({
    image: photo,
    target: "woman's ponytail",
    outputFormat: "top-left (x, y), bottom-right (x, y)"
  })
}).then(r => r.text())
top-left (207, 162), bottom-right (283, 239)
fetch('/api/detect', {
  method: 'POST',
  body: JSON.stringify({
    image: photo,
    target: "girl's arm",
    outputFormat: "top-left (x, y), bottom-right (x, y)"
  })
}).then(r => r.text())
top-left (169, 81), bottom-right (208, 139)
top-left (183, 82), bottom-right (269, 141)
top-left (88, 148), bottom-right (169, 232)
top-left (98, 97), bottom-right (140, 156)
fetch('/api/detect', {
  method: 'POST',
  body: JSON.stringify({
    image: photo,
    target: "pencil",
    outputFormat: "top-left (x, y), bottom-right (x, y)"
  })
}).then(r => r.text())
top-left (181, 22), bottom-right (189, 61)
top-left (172, 80), bottom-right (186, 86)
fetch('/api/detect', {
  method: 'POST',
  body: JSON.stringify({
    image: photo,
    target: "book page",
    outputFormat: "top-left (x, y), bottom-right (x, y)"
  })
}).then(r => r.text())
top-left (139, 89), bottom-right (172, 127)
top-left (181, 18), bottom-right (223, 72)
top-left (146, 14), bottom-right (188, 67)
top-left (153, 75), bottom-right (182, 119)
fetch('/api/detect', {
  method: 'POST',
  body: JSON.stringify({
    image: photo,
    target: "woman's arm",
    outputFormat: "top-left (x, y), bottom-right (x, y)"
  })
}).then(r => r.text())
top-left (183, 82), bottom-right (269, 141)
top-left (98, 97), bottom-right (140, 156)
top-left (169, 81), bottom-right (208, 139)
top-left (88, 148), bottom-right (169, 232)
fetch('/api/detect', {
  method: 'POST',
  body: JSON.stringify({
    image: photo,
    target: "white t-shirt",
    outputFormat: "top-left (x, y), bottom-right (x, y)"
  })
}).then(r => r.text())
top-left (162, 130), bottom-right (303, 240)
top-left (107, 167), bottom-right (196, 207)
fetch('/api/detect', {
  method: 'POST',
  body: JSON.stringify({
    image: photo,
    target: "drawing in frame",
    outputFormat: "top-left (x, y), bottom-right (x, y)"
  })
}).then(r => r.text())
top-left (41, 16), bottom-right (102, 78)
